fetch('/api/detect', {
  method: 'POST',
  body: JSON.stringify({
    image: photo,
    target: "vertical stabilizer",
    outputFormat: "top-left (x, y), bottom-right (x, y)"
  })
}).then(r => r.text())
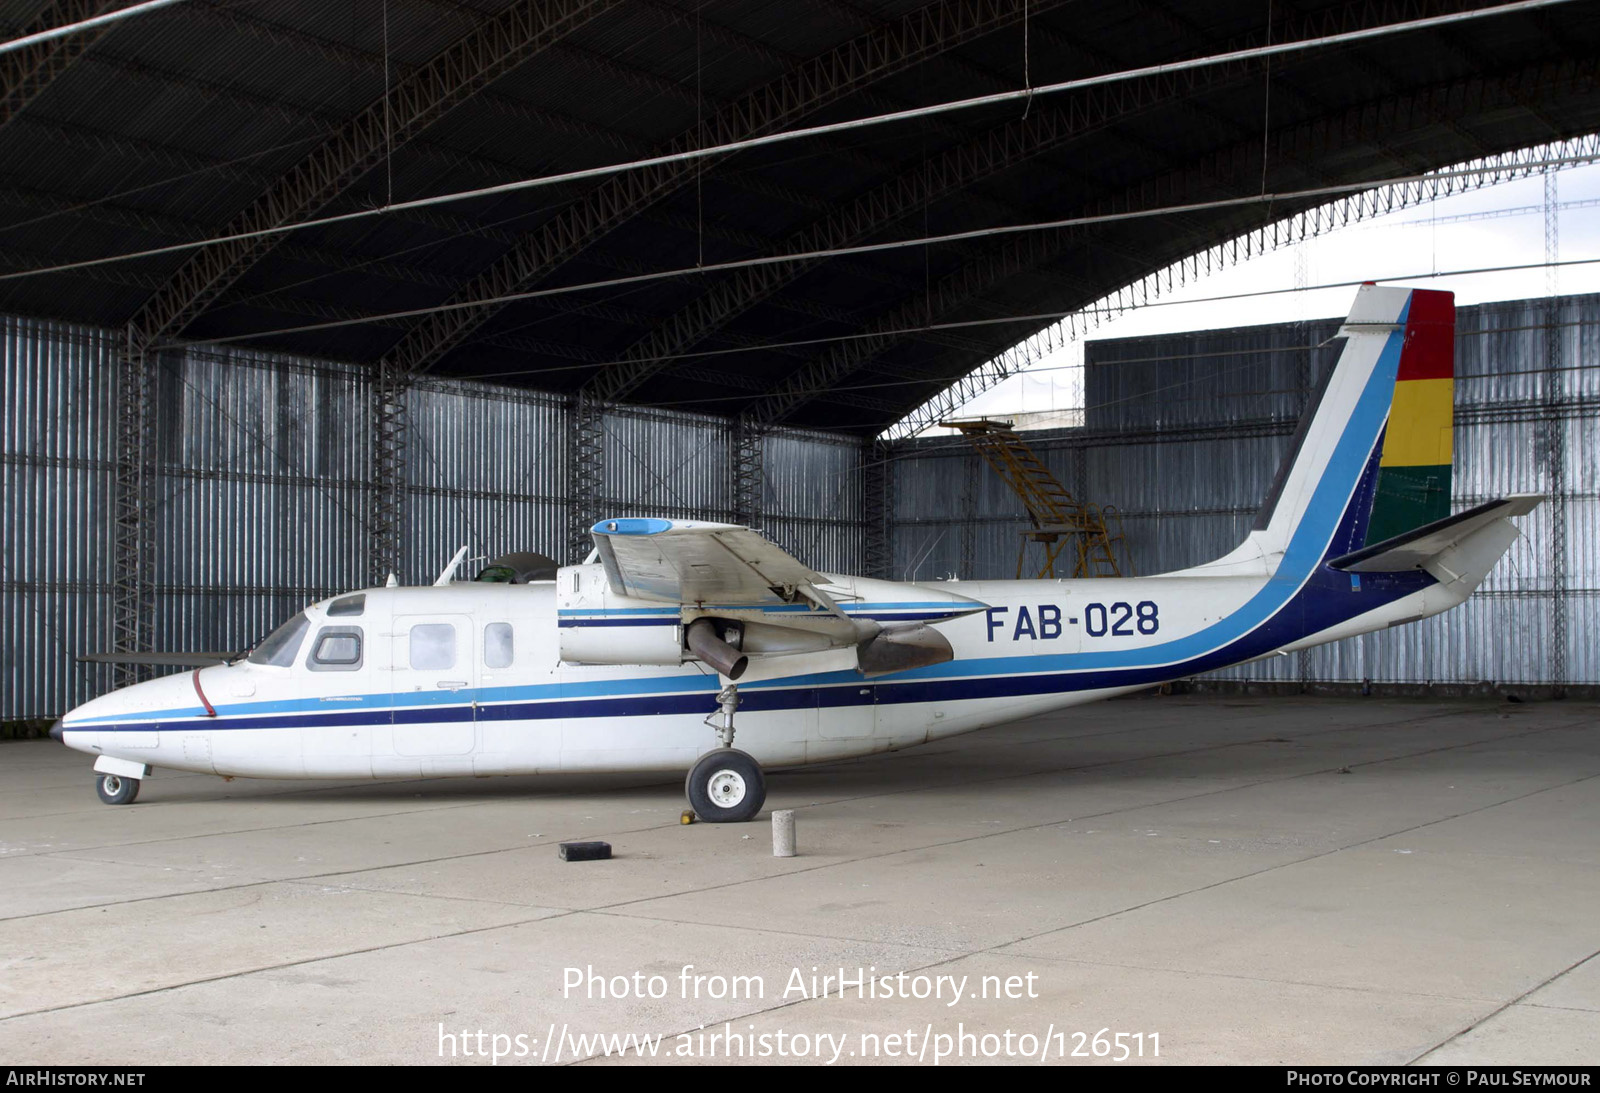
top-left (1239, 284), bottom-right (1455, 570)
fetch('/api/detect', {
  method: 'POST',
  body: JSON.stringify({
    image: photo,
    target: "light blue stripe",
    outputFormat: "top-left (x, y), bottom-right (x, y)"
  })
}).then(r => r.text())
top-left (557, 602), bottom-right (968, 616)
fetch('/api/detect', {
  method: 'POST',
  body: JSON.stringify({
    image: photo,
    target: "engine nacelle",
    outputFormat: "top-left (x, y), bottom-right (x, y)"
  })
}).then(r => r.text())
top-left (557, 617), bottom-right (685, 667)
top-left (556, 564), bottom-right (686, 667)
top-left (856, 621), bottom-right (954, 676)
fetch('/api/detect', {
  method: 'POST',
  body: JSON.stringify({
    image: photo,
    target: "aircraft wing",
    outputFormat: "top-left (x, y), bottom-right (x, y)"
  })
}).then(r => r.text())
top-left (589, 518), bottom-right (826, 605)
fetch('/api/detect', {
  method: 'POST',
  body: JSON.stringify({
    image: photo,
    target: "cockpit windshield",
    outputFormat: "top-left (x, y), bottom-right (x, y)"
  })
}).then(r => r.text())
top-left (248, 612), bottom-right (310, 666)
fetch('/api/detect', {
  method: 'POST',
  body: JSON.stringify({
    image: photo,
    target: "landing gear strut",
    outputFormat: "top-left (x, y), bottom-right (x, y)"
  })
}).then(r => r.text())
top-left (685, 684), bottom-right (766, 823)
top-left (96, 773), bottom-right (140, 805)
top-left (712, 684), bottom-right (739, 748)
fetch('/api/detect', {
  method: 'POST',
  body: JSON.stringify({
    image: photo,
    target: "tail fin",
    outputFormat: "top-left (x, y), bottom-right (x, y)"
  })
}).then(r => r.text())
top-left (1247, 284), bottom-right (1454, 566)
top-left (1363, 291), bottom-right (1454, 543)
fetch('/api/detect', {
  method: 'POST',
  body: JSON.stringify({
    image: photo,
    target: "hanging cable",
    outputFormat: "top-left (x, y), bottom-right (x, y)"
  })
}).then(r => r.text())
top-left (1259, 0), bottom-right (1273, 197)
top-left (383, 0), bottom-right (394, 207)
top-left (696, 0), bottom-right (704, 269)
top-left (0, 0), bottom-right (185, 56)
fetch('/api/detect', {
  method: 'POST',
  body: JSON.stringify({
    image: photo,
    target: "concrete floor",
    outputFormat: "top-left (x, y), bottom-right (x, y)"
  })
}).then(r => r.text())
top-left (2, 695), bottom-right (1598, 1066)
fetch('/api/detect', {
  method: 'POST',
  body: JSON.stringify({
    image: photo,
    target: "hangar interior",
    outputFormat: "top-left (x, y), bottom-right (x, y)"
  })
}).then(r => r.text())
top-left (2, 0), bottom-right (1600, 1070)
top-left (2, 0), bottom-right (1599, 722)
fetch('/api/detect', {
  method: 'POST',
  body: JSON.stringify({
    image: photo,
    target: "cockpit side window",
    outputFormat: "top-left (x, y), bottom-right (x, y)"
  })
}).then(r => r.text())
top-left (248, 613), bottom-right (310, 666)
top-left (308, 626), bottom-right (364, 671)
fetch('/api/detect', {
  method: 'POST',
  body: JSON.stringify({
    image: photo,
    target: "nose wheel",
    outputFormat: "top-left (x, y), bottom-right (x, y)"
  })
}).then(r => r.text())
top-left (95, 773), bottom-right (140, 805)
top-left (685, 748), bottom-right (765, 823)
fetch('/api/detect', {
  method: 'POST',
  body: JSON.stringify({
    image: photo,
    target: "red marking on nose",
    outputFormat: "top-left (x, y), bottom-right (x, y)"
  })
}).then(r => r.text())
top-left (191, 669), bottom-right (217, 718)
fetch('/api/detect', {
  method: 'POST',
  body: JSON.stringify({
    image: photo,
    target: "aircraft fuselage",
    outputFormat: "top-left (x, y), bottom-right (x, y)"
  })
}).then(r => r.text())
top-left (54, 551), bottom-right (1471, 781)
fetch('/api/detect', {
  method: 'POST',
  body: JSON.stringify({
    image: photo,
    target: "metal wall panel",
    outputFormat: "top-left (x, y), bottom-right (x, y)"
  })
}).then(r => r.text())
top-left (602, 407), bottom-right (731, 523)
top-left (762, 431), bottom-right (866, 576)
top-left (1085, 319), bottom-right (1341, 432)
top-left (1, 319), bottom-right (117, 718)
top-left (406, 380), bottom-right (569, 583)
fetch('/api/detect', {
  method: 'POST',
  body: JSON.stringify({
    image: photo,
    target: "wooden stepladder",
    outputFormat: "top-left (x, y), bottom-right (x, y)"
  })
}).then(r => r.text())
top-left (942, 418), bottom-right (1134, 579)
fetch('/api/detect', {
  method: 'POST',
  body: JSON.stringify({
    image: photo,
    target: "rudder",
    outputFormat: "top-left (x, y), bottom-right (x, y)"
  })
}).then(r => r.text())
top-left (1363, 290), bottom-right (1454, 544)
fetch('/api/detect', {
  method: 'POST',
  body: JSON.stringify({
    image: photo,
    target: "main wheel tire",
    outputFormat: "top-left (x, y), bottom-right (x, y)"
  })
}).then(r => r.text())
top-left (685, 748), bottom-right (765, 823)
top-left (95, 773), bottom-right (140, 805)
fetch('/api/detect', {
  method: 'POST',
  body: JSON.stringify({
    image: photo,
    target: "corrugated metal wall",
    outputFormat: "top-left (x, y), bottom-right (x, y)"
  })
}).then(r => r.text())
top-left (6, 290), bottom-right (1589, 718)
top-left (2, 316), bottom-right (866, 720)
top-left (1, 319), bottom-right (117, 725)
top-left (888, 293), bottom-right (1597, 688)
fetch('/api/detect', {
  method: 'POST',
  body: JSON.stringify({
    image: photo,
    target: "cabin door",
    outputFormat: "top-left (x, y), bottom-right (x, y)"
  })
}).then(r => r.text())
top-left (391, 613), bottom-right (478, 756)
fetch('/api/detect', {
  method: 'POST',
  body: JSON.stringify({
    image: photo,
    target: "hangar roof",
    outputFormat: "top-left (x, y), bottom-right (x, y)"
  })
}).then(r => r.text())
top-left (1, 0), bottom-right (1598, 434)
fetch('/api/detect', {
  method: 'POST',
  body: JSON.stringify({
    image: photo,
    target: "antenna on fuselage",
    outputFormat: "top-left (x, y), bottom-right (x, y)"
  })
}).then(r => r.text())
top-left (433, 545), bottom-right (468, 587)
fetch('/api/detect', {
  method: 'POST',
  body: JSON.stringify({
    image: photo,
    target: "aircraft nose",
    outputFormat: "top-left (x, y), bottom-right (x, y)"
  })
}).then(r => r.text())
top-left (48, 718), bottom-right (64, 741)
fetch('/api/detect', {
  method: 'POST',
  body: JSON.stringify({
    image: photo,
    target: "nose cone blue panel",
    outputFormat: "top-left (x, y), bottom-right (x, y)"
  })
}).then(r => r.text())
top-left (592, 518), bottom-right (675, 536)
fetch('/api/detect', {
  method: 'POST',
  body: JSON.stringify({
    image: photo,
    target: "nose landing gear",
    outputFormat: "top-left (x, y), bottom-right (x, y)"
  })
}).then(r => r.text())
top-left (96, 773), bottom-right (140, 805)
top-left (684, 684), bottom-right (766, 823)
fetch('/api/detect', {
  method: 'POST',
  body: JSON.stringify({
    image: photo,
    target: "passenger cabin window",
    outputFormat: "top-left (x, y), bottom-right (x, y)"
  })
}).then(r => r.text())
top-left (308, 626), bottom-right (363, 671)
top-left (409, 623), bottom-right (456, 670)
top-left (248, 613), bottom-right (310, 666)
top-left (327, 593), bottom-right (365, 617)
top-left (484, 622), bottom-right (513, 669)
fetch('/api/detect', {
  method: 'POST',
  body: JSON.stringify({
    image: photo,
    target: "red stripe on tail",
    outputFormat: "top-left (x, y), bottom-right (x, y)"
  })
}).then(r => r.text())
top-left (1395, 289), bottom-right (1455, 381)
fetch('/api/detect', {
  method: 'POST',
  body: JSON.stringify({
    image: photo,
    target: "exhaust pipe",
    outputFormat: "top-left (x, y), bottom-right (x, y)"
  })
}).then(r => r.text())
top-left (857, 622), bottom-right (953, 676)
top-left (685, 618), bottom-right (749, 680)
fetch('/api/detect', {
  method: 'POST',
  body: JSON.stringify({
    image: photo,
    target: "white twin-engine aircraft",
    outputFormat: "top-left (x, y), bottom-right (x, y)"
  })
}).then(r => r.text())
top-left (55, 284), bottom-right (1540, 822)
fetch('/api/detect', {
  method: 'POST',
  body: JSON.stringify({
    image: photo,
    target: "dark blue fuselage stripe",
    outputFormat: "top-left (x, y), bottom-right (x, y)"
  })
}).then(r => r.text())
top-left (557, 611), bottom-right (963, 628)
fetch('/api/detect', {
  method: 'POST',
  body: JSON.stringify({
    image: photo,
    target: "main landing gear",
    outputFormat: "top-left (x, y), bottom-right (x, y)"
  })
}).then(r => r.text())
top-left (95, 773), bottom-right (140, 805)
top-left (684, 684), bottom-right (766, 823)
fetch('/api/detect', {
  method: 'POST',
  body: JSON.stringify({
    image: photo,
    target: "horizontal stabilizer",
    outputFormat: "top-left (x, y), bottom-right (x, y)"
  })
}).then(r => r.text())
top-left (1327, 493), bottom-right (1543, 573)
